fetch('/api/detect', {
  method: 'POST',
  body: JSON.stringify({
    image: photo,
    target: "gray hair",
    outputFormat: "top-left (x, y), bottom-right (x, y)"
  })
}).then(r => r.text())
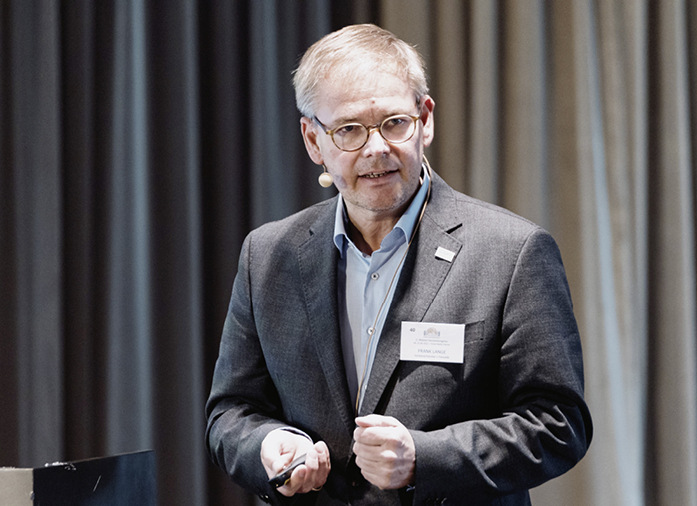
top-left (292, 24), bottom-right (429, 117)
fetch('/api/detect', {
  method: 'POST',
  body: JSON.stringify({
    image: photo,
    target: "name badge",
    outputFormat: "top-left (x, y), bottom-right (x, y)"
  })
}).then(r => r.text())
top-left (400, 322), bottom-right (465, 363)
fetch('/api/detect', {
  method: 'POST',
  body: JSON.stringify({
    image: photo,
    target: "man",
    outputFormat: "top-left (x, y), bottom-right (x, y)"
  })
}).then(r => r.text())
top-left (206, 24), bottom-right (592, 505)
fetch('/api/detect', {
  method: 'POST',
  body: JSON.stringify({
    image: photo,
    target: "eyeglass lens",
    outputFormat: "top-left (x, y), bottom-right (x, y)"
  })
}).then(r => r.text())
top-left (332, 115), bottom-right (416, 151)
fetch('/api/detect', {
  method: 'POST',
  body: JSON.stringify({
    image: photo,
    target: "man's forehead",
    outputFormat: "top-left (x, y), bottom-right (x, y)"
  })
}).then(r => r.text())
top-left (315, 73), bottom-right (416, 121)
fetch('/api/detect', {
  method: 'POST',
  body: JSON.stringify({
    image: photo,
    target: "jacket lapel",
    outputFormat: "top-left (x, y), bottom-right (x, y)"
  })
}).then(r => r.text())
top-left (359, 175), bottom-right (464, 416)
top-left (296, 199), bottom-right (356, 433)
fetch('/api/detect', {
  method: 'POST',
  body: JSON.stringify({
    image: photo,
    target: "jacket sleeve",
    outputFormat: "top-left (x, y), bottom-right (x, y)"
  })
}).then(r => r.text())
top-left (205, 233), bottom-right (289, 503)
top-left (410, 228), bottom-right (593, 502)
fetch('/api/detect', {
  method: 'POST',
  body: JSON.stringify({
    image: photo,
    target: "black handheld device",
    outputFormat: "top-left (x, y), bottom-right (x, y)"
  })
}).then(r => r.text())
top-left (268, 454), bottom-right (307, 488)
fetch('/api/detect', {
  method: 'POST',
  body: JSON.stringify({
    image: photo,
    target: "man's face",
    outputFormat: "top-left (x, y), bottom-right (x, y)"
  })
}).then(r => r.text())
top-left (301, 72), bottom-right (435, 222)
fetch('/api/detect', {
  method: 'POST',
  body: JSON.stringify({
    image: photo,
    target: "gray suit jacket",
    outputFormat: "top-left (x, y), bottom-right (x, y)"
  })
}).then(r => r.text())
top-left (206, 172), bottom-right (592, 505)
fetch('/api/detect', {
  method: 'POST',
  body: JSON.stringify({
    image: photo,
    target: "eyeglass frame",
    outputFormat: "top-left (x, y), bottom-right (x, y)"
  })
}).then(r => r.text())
top-left (312, 112), bottom-right (422, 152)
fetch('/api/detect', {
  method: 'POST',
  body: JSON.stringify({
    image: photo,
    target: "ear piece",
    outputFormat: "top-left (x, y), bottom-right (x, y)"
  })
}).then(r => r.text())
top-left (422, 154), bottom-right (433, 178)
top-left (318, 165), bottom-right (333, 187)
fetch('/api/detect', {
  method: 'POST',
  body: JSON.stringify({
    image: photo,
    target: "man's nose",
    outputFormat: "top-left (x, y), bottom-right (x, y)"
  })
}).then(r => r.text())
top-left (363, 126), bottom-right (389, 154)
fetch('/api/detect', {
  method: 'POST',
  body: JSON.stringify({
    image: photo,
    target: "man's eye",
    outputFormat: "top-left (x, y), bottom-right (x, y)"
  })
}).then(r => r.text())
top-left (386, 117), bottom-right (405, 127)
top-left (335, 125), bottom-right (358, 136)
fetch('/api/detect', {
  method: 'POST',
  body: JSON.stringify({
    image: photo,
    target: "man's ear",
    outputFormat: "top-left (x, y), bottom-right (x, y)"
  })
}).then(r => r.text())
top-left (419, 95), bottom-right (435, 148)
top-left (300, 117), bottom-right (324, 165)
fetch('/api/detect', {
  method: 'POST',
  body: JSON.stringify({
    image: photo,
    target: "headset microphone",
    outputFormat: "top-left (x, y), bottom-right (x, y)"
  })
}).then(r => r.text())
top-left (318, 165), bottom-right (333, 187)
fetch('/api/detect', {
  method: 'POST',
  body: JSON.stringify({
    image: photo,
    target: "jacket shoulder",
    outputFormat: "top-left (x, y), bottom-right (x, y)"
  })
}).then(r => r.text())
top-left (429, 174), bottom-right (543, 241)
top-left (248, 196), bottom-right (337, 247)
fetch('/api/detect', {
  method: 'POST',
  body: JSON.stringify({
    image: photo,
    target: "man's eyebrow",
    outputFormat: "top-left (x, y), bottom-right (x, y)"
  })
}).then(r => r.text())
top-left (332, 110), bottom-right (410, 125)
top-left (330, 114), bottom-right (362, 125)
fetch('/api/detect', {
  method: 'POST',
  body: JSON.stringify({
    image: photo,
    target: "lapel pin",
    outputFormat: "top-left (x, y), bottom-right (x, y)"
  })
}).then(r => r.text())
top-left (435, 246), bottom-right (456, 263)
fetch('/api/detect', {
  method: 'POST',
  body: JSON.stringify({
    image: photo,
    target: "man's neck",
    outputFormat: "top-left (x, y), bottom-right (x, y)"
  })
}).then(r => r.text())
top-left (345, 215), bottom-right (397, 255)
top-left (341, 172), bottom-right (428, 255)
top-left (344, 191), bottom-right (418, 255)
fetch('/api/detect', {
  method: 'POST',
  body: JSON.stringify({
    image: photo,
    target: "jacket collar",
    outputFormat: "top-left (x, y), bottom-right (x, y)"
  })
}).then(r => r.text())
top-left (297, 198), bottom-right (356, 432)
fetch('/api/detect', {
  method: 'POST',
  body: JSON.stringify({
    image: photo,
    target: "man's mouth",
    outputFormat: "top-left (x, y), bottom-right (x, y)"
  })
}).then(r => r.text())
top-left (360, 169), bottom-right (397, 179)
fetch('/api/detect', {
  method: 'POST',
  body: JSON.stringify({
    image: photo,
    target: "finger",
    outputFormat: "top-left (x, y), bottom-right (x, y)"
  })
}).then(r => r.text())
top-left (314, 440), bottom-right (329, 454)
top-left (262, 448), bottom-right (294, 478)
top-left (314, 441), bottom-right (332, 483)
top-left (355, 414), bottom-right (398, 428)
top-left (353, 449), bottom-right (381, 471)
top-left (298, 449), bottom-right (322, 494)
top-left (357, 468), bottom-right (386, 489)
top-left (314, 441), bottom-right (331, 472)
top-left (355, 450), bottom-right (414, 491)
top-left (353, 440), bottom-right (384, 463)
top-left (306, 442), bottom-right (331, 487)
top-left (276, 465), bottom-right (308, 497)
top-left (274, 454), bottom-right (296, 475)
top-left (298, 448), bottom-right (320, 493)
top-left (354, 424), bottom-right (397, 446)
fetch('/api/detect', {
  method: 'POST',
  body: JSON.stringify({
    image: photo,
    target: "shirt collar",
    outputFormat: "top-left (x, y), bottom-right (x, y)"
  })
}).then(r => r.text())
top-left (333, 167), bottom-right (431, 255)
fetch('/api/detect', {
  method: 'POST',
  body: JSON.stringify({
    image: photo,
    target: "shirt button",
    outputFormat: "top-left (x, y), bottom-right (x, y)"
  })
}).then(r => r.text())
top-left (370, 272), bottom-right (379, 280)
top-left (367, 327), bottom-right (375, 335)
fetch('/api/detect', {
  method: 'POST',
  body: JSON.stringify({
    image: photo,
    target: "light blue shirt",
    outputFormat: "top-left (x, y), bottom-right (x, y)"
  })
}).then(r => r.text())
top-left (333, 169), bottom-right (430, 412)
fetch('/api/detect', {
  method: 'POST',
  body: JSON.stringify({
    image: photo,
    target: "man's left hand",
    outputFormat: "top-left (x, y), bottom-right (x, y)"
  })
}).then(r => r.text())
top-left (353, 414), bottom-right (415, 490)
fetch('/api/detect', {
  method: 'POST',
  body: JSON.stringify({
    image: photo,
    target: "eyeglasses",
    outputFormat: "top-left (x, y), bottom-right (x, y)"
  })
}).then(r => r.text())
top-left (313, 113), bottom-right (421, 152)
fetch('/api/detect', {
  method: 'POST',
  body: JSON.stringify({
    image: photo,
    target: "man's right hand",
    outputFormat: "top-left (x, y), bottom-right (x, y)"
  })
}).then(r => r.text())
top-left (261, 429), bottom-right (331, 496)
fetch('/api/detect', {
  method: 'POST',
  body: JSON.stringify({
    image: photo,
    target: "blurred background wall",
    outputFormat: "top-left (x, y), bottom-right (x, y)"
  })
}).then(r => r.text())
top-left (2, 1), bottom-right (696, 505)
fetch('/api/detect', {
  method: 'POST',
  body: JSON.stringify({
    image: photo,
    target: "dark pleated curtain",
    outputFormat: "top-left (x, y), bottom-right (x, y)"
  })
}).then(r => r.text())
top-left (4, 1), bottom-right (697, 506)
top-left (1, 2), bottom-right (374, 505)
